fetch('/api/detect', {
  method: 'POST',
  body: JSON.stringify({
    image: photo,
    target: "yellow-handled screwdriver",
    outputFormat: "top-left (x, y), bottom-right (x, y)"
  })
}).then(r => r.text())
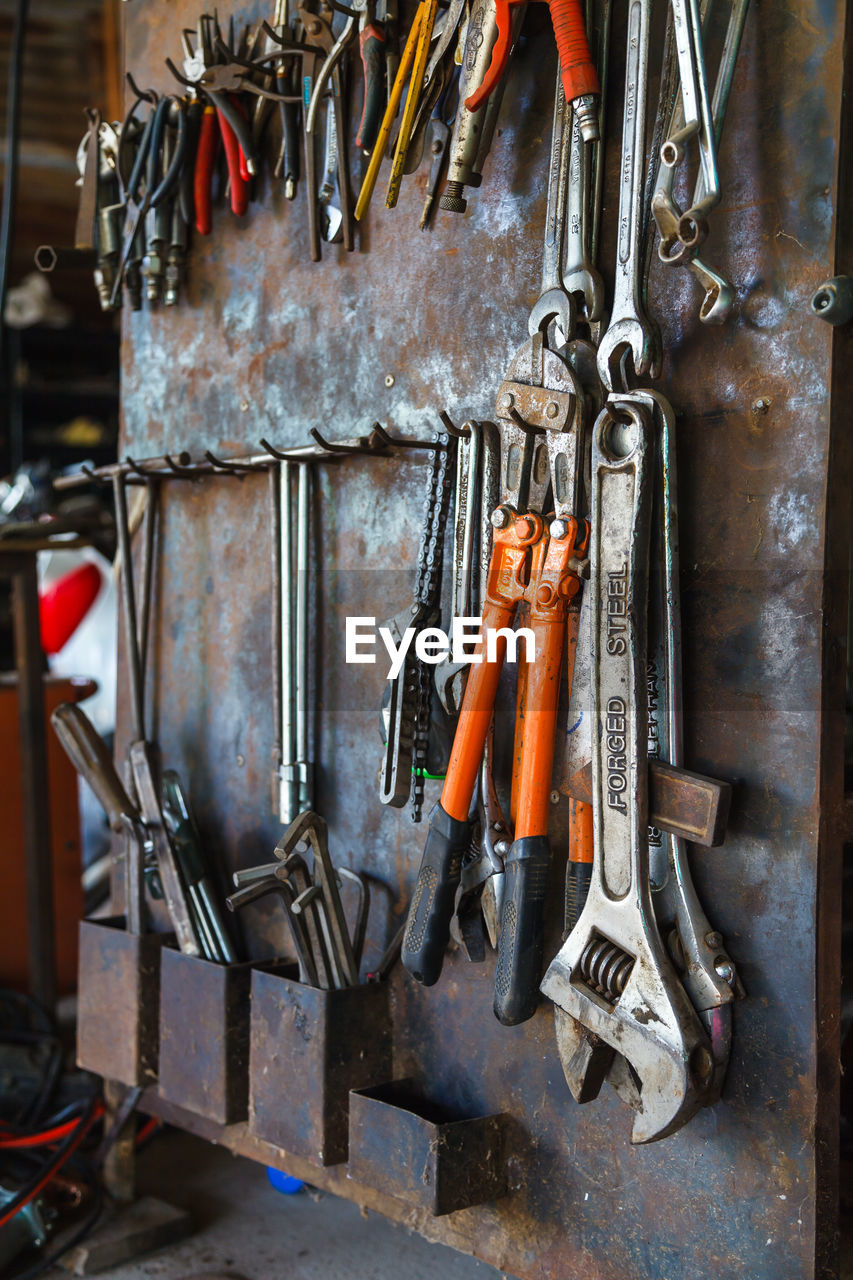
top-left (354, 0), bottom-right (427, 221)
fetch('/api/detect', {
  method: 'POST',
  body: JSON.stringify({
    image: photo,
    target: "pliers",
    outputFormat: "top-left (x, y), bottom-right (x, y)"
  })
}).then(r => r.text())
top-left (304, 0), bottom-right (388, 154)
top-left (166, 15), bottom-right (257, 233)
top-left (299, 3), bottom-right (354, 255)
top-left (110, 94), bottom-right (187, 309)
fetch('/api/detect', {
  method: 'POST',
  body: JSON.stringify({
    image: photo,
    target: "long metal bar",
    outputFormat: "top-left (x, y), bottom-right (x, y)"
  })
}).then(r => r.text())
top-left (295, 463), bottom-right (312, 811)
top-left (270, 463), bottom-right (283, 811)
top-left (280, 461), bottom-right (295, 822)
top-left (112, 472), bottom-right (145, 742)
top-left (8, 552), bottom-right (56, 1011)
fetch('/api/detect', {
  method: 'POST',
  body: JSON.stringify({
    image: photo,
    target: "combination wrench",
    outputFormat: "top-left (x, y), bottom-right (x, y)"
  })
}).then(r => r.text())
top-left (528, 72), bottom-right (576, 341)
top-left (595, 0), bottom-right (661, 388)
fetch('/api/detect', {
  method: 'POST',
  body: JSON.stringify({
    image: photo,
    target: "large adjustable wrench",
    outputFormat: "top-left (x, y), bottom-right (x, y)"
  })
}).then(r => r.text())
top-left (540, 402), bottom-right (714, 1143)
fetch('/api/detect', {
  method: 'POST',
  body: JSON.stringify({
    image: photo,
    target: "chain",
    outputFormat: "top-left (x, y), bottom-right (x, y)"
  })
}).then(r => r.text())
top-left (409, 430), bottom-right (456, 821)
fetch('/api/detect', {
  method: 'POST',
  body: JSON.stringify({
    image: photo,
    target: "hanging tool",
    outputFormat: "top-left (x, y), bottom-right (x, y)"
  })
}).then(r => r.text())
top-left (355, 0), bottom-right (427, 218)
top-left (108, 94), bottom-right (187, 310)
top-left (300, 2), bottom-right (355, 252)
top-left (464, 0), bottom-right (600, 143)
top-left (439, 0), bottom-right (525, 214)
top-left (385, 0), bottom-right (440, 207)
top-left (540, 401), bottom-right (716, 1143)
top-left (401, 68), bottom-right (588, 1024)
top-left (165, 14), bottom-right (257, 234)
top-left (275, 461), bottom-right (314, 826)
top-left (418, 66), bottom-right (459, 229)
top-left (379, 428), bottom-right (455, 820)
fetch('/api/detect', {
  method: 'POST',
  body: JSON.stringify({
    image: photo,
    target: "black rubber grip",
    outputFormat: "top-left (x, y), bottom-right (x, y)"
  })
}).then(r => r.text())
top-left (564, 860), bottom-right (592, 933)
top-left (402, 802), bottom-right (471, 987)
top-left (356, 25), bottom-right (386, 153)
top-left (493, 836), bottom-right (552, 1026)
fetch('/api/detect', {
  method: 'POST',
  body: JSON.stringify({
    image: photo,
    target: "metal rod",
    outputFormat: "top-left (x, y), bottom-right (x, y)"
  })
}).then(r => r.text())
top-left (137, 480), bottom-right (157, 699)
top-left (295, 464), bottom-right (311, 811)
top-left (270, 464), bottom-right (283, 809)
top-left (112, 472), bottom-right (145, 741)
top-left (280, 461), bottom-right (295, 823)
top-left (9, 553), bottom-right (56, 1011)
top-left (55, 431), bottom-right (441, 491)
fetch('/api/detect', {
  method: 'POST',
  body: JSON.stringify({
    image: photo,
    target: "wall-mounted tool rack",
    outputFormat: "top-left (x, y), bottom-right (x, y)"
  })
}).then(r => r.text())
top-left (68, 0), bottom-right (853, 1274)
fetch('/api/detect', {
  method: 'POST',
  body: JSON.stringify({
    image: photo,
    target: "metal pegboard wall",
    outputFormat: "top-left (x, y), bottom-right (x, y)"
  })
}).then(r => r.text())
top-left (116, 0), bottom-right (848, 1276)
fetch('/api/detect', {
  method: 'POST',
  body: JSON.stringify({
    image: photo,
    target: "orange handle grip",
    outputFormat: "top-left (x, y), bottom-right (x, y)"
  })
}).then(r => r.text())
top-left (514, 611), bottom-right (566, 839)
top-left (465, 0), bottom-right (597, 113)
top-left (440, 597), bottom-right (515, 822)
top-left (464, 0), bottom-right (519, 113)
top-left (548, 0), bottom-right (599, 101)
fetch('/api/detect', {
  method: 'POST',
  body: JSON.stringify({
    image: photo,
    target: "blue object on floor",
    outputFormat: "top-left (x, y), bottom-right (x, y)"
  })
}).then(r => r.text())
top-left (267, 1167), bottom-right (305, 1195)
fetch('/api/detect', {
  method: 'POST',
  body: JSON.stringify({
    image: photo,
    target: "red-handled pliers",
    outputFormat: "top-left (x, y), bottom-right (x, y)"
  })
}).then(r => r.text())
top-left (466, 0), bottom-right (600, 143)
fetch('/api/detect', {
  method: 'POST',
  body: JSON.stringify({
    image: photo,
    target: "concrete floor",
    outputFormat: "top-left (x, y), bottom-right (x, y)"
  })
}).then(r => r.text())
top-left (49, 1128), bottom-right (507, 1280)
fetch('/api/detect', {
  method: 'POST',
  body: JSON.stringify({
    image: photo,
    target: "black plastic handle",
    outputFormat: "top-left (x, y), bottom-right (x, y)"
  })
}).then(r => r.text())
top-left (564, 860), bottom-right (592, 933)
top-left (402, 802), bottom-right (471, 986)
top-left (493, 836), bottom-right (552, 1026)
top-left (356, 23), bottom-right (386, 153)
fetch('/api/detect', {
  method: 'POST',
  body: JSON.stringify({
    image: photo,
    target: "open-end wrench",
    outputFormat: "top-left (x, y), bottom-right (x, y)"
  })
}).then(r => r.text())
top-left (541, 402), bottom-right (714, 1142)
top-left (563, 93), bottom-right (605, 327)
top-left (528, 72), bottom-right (576, 341)
top-left (664, 0), bottom-right (717, 242)
top-left (595, 0), bottom-right (660, 389)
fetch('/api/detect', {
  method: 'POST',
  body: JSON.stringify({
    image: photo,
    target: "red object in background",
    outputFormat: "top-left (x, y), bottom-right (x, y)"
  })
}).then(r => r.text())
top-left (39, 562), bottom-right (102, 655)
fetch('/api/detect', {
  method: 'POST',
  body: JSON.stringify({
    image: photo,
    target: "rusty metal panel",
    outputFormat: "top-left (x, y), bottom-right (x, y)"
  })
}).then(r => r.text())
top-left (111, 0), bottom-right (851, 1275)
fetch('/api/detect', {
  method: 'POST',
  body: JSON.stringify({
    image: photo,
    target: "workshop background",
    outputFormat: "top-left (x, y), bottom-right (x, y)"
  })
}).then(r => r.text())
top-left (0, 0), bottom-right (851, 1277)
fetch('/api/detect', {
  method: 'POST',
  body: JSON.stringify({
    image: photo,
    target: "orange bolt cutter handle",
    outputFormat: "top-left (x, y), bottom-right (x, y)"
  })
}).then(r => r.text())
top-left (465, 0), bottom-right (599, 116)
top-left (401, 595), bottom-right (516, 987)
top-left (493, 519), bottom-right (587, 1025)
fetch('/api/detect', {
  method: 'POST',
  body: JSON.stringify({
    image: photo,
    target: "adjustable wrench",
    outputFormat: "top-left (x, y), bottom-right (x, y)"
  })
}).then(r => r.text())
top-left (540, 402), bottom-right (714, 1142)
top-left (595, 0), bottom-right (660, 389)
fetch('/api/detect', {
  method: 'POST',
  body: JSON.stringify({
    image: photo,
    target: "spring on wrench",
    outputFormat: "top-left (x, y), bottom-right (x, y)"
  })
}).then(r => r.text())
top-left (579, 935), bottom-right (634, 1003)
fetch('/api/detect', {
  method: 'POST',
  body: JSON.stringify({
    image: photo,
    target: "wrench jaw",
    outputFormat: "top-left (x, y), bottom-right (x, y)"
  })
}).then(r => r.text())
top-left (527, 289), bottom-right (577, 345)
top-left (541, 932), bottom-right (715, 1143)
top-left (595, 321), bottom-right (662, 393)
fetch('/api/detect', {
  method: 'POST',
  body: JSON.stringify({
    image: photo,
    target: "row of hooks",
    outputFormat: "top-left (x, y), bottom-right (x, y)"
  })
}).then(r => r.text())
top-left (58, 420), bottom-right (464, 491)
